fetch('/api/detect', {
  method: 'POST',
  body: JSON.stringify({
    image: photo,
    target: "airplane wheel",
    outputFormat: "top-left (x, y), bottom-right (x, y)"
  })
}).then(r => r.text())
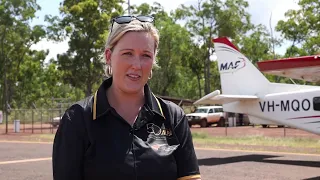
top-left (262, 124), bottom-right (268, 128)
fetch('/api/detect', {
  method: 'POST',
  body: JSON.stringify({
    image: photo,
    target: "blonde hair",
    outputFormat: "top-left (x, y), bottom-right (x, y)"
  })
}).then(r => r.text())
top-left (101, 19), bottom-right (160, 77)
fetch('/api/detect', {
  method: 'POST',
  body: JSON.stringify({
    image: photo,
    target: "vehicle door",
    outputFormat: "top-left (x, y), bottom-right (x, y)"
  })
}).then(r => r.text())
top-left (211, 108), bottom-right (222, 123)
top-left (207, 108), bottom-right (215, 123)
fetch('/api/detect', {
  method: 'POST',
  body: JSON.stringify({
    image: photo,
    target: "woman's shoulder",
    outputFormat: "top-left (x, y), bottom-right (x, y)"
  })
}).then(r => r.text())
top-left (73, 95), bottom-right (95, 111)
top-left (61, 95), bottom-right (95, 122)
top-left (156, 97), bottom-right (187, 127)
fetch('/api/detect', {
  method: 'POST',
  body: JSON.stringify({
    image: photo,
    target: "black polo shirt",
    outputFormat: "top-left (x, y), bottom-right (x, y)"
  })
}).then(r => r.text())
top-left (52, 77), bottom-right (201, 180)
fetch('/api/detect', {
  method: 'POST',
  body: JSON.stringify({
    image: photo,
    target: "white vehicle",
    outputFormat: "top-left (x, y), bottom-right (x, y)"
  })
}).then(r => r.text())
top-left (49, 116), bottom-right (62, 127)
top-left (194, 37), bottom-right (320, 135)
top-left (186, 106), bottom-right (225, 127)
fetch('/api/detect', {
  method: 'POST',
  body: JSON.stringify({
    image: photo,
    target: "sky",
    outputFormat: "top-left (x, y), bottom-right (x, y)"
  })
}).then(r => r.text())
top-left (30, 0), bottom-right (300, 62)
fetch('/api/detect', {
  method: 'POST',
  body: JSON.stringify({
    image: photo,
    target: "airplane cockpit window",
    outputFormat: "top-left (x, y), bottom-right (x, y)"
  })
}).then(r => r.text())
top-left (313, 97), bottom-right (320, 111)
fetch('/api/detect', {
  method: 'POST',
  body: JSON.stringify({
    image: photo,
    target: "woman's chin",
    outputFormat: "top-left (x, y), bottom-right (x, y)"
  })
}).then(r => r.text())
top-left (122, 84), bottom-right (144, 94)
top-left (122, 78), bottom-right (146, 92)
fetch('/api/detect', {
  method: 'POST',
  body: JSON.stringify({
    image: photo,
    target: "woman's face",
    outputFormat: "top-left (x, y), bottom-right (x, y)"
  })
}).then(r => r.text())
top-left (106, 31), bottom-right (155, 94)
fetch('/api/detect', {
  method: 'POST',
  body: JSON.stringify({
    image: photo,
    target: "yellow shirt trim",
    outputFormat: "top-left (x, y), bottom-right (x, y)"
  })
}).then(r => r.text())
top-left (152, 93), bottom-right (165, 119)
top-left (177, 174), bottom-right (201, 180)
top-left (93, 91), bottom-right (97, 120)
top-left (93, 91), bottom-right (164, 120)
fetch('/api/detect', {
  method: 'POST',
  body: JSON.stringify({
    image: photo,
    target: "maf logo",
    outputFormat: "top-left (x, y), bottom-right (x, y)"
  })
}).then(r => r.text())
top-left (219, 57), bottom-right (246, 73)
top-left (147, 123), bottom-right (172, 136)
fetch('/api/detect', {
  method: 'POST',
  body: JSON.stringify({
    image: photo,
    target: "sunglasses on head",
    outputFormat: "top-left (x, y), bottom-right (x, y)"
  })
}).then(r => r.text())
top-left (110, 15), bottom-right (154, 31)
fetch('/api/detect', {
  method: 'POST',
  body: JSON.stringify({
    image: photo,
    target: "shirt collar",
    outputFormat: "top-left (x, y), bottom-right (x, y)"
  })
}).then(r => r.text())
top-left (92, 77), bottom-right (165, 120)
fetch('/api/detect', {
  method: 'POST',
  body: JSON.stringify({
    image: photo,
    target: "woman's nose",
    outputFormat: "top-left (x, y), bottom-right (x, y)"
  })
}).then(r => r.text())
top-left (130, 55), bottom-right (142, 69)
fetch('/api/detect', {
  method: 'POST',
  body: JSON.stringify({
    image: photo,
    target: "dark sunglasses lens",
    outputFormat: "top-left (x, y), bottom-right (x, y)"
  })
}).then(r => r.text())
top-left (137, 16), bottom-right (154, 23)
top-left (115, 16), bottom-right (132, 24)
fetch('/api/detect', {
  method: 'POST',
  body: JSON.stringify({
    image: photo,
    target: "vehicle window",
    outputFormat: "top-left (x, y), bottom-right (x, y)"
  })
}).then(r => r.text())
top-left (313, 97), bottom-right (320, 111)
top-left (208, 109), bottom-right (214, 113)
top-left (194, 108), bottom-right (208, 113)
top-left (214, 108), bottom-right (222, 112)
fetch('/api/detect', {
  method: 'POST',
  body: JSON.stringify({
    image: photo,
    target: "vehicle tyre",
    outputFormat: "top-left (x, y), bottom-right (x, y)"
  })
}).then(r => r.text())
top-left (200, 119), bottom-right (207, 128)
top-left (262, 124), bottom-right (268, 128)
top-left (218, 117), bottom-right (225, 127)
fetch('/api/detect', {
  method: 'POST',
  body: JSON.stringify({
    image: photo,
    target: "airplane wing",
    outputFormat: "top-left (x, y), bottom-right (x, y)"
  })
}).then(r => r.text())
top-left (257, 55), bottom-right (320, 83)
top-left (194, 90), bottom-right (259, 105)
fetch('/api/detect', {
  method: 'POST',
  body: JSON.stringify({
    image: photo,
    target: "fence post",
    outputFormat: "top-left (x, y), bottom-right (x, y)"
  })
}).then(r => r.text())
top-left (23, 110), bottom-right (25, 133)
top-left (32, 109), bottom-right (34, 134)
top-left (5, 111), bottom-right (8, 134)
top-left (225, 120), bottom-right (228, 136)
top-left (41, 109), bottom-right (43, 133)
top-left (51, 108), bottom-right (53, 134)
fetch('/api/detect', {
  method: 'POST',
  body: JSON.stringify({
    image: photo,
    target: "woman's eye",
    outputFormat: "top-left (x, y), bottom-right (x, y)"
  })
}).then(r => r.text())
top-left (143, 54), bottom-right (151, 58)
top-left (123, 52), bottom-right (132, 55)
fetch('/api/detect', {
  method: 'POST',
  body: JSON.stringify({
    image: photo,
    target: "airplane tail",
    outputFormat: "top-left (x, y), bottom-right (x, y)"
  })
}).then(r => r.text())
top-left (213, 37), bottom-right (270, 96)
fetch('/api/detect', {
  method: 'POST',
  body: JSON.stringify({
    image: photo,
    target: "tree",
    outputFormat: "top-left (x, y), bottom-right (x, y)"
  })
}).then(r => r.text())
top-left (45, 0), bottom-right (125, 96)
top-left (0, 0), bottom-right (46, 111)
top-left (130, 3), bottom-right (196, 97)
top-left (276, 0), bottom-right (320, 57)
top-left (184, 44), bottom-right (205, 98)
top-left (239, 24), bottom-right (277, 65)
top-left (175, 0), bottom-right (253, 95)
top-left (274, 0), bottom-right (320, 85)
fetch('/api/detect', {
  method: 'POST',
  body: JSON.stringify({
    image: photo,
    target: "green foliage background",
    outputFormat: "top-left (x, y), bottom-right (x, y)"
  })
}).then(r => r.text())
top-left (0, 0), bottom-right (319, 112)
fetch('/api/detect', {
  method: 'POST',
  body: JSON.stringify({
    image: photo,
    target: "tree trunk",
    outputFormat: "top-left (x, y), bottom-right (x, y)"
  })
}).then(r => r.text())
top-left (204, 59), bottom-right (208, 95)
top-left (3, 70), bottom-right (8, 134)
top-left (2, 75), bottom-right (5, 114)
top-left (161, 79), bottom-right (171, 96)
top-left (197, 74), bottom-right (202, 98)
top-left (86, 81), bottom-right (92, 97)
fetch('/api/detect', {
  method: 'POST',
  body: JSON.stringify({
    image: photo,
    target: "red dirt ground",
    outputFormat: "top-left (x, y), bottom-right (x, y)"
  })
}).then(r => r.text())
top-left (0, 123), bottom-right (319, 140)
top-left (190, 125), bottom-right (320, 139)
top-left (0, 123), bottom-right (57, 135)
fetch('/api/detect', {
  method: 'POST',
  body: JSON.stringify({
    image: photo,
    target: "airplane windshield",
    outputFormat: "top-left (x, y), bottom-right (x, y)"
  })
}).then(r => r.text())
top-left (313, 97), bottom-right (320, 111)
top-left (194, 108), bottom-right (208, 113)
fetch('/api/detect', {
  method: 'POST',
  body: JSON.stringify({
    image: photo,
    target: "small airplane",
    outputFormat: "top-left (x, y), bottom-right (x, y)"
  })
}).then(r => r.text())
top-left (194, 37), bottom-right (320, 135)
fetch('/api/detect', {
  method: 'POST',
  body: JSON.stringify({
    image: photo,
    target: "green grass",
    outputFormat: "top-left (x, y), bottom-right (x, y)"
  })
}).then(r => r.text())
top-left (27, 132), bottom-right (320, 148)
top-left (17, 134), bottom-right (56, 142)
top-left (30, 134), bottom-right (55, 140)
top-left (3, 132), bottom-right (320, 154)
top-left (192, 132), bottom-right (320, 149)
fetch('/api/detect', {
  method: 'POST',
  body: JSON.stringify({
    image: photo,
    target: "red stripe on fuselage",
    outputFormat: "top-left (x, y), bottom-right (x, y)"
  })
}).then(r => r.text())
top-left (288, 115), bottom-right (320, 120)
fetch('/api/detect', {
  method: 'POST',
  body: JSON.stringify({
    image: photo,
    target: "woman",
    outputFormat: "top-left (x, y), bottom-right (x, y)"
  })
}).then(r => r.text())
top-left (52, 15), bottom-right (201, 180)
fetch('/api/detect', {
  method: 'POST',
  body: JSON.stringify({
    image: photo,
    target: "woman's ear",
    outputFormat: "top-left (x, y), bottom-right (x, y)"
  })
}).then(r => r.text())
top-left (105, 48), bottom-right (112, 65)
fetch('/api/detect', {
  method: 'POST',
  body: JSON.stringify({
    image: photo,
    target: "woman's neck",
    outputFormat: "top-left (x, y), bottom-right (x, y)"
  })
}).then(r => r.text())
top-left (106, 84), bottom-right (145, 124)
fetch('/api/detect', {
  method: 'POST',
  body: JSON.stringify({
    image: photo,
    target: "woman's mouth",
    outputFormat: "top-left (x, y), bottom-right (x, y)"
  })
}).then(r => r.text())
top-left (127, 74), bottom-right (141, 81)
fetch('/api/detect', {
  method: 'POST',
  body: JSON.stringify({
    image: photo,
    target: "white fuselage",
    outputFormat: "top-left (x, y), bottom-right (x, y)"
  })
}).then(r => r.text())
top-left (208, 37), bottom-right (320, 135)
top-left (223, 88), bottom-right (320, 135)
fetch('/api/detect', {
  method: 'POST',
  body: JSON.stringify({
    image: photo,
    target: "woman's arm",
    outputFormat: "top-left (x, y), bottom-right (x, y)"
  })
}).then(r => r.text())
top-left (52, 104), bottom-right (87, 180)
top-left (174, 113), bottom-right (201, 180)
